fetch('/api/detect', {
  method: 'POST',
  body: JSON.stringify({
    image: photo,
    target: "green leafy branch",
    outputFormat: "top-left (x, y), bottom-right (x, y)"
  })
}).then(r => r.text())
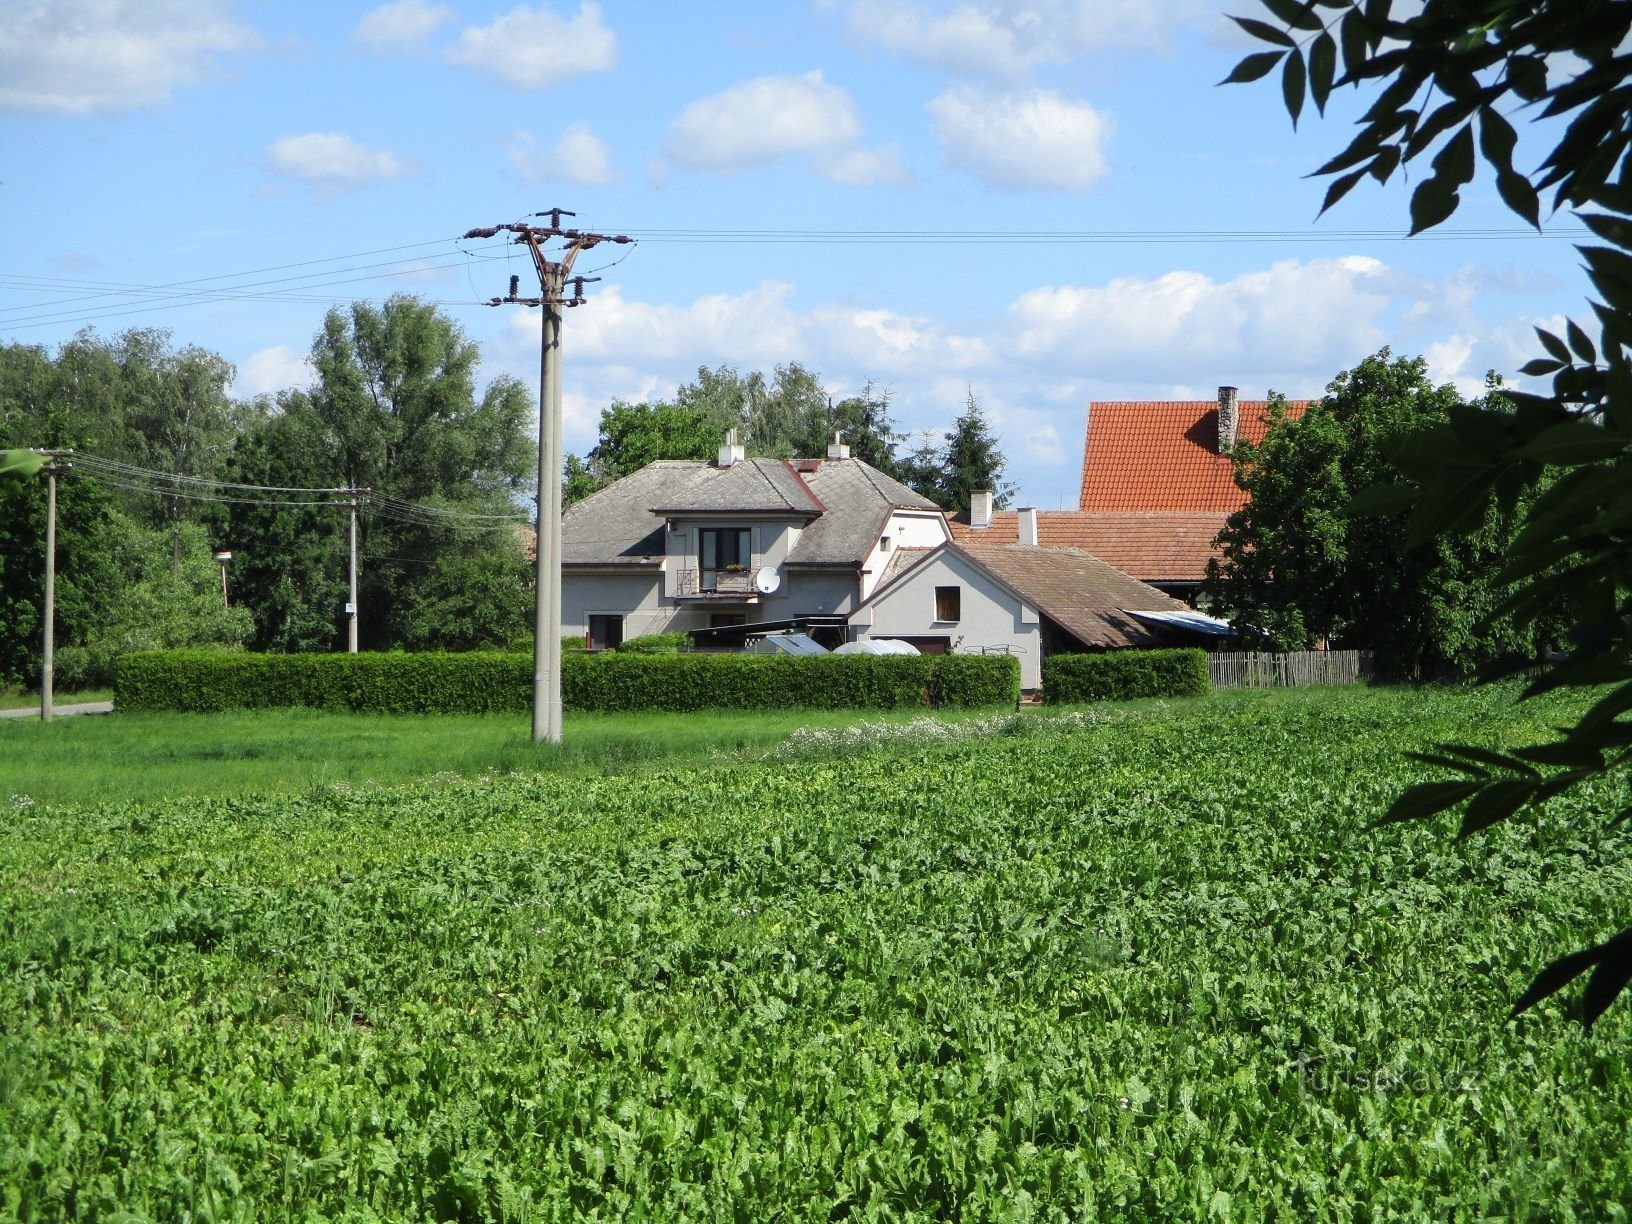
top-left (1227, 0), bottom-right (1632, 1027)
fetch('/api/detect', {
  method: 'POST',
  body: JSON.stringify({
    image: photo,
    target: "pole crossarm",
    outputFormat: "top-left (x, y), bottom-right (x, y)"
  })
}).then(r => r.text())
top-left (465, 210), bottom-right (634, 744)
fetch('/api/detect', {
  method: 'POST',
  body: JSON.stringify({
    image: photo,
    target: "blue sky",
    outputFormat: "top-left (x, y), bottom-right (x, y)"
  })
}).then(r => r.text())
top-left (0, 0), bottom-right (1589, 509)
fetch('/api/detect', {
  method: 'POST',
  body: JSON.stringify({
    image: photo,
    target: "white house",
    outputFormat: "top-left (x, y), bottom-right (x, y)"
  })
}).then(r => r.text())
top-left (849, 519), bottom-right (1197, 689)
top-left (560, 432), bottom-right (949, 648)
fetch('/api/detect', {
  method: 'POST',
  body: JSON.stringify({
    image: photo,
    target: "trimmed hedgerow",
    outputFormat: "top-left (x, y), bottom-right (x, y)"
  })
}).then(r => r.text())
top-left (616, 633), bottom-right (690, 654)
top-left (115, 650), bottom-right (1020, 714)
top-left (1041, 648), bottom-right (1210, 705)
top-left (114, 650), bottom-right (531, 715)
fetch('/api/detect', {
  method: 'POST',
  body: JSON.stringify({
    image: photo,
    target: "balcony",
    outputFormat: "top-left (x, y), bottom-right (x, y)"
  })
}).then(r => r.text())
top-left (671, 565), bottom-right (762, 599)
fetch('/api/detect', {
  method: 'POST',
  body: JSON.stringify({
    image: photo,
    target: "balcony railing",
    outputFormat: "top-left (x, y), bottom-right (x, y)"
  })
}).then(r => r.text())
top-left (672, 566), bottom-right (760, 597)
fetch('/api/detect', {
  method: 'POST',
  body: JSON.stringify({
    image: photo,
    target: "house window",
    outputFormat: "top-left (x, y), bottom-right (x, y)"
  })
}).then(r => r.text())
top-left (880, 535), bottom-right (893, 553)
top-left (935, 586), bottom-right (961, 622)
top-left (700, 527), bottom-right (753, 588)
top-left (587, 614), bottom-right (624, 651)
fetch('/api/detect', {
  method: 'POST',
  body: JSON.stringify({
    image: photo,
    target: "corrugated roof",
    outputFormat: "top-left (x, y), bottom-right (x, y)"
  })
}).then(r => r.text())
top-left (951, 543), bottom-right (1188, 649)
top-left (947, 509), bottom-right (1226, 583)
top-left (1078, 398), bottom-right (1309, 512)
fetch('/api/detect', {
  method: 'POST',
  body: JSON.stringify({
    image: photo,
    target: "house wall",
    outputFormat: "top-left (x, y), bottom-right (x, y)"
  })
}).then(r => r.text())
top-left (663, 518), bottom-right (805, 598)
top-left (562, 571), bottom-right (680, 641)
top-left (851, 552), bottom-right (1045, 688)
top-left (785, 568), bottom-right (860, 616)
top-left (859, 510), bottom-right (952, 601)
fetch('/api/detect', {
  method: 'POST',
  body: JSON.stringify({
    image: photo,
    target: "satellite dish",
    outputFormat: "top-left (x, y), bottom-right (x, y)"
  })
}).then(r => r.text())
top-left (754, 566), bottom-right (781, 594)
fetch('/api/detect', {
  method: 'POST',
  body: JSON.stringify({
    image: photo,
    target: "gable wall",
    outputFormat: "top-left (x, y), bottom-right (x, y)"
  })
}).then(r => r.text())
top-left (851, 551), bottom-right (1044, 689)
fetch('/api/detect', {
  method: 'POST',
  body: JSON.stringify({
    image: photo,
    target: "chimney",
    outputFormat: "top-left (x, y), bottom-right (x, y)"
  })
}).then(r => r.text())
top-left (1017, 506), bottom-right (1038, 547)
top-left (826, 430), bottom-right (850, 461)
top-left (716, 427), bottom-right (745, 468)
top-left (1217, 385), bottom-right (1239, 454)
top-left (970, 488), bottom-right (994, 529)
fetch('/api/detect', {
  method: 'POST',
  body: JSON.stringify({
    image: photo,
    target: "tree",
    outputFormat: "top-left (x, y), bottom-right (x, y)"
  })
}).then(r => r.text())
top-left (564, 366), bottom-right (913, 502)
top-left (1206, 354), bottom-right (1551, 677)
top-left (905, 389), bottom-right (1014, 511)
top-left (400, 546), bottom-right (533, 652)
top-left (1228, 0), bottom-right (1632, 1025)
top-left (224, 297), bottom-right (533, 652)
top-left (0, 467), bottom-right (120, 690)
top-left (578, 400), bottom-right (726, 494)
top-left (0, 329), bottom-right (251, 532)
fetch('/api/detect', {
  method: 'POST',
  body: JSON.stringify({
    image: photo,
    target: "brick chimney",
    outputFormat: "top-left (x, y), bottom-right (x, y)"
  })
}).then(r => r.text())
top-left (1217, 385), bottom-right (1239, 454)
top-left (970, 488), bottom-right (994, 529)
top-left (716, 428), bottom-right (745, 468)
top-left (826, 430), bottom-right (850, 461)
top-left (1017, 506), bottom-right (1038, 547)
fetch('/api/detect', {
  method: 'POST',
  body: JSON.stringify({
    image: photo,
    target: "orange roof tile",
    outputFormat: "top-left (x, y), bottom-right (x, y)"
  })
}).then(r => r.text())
top-left (947, 510), bottom-right (1226, 583)
top-left (1078, 399), bottom-right (1308, 513)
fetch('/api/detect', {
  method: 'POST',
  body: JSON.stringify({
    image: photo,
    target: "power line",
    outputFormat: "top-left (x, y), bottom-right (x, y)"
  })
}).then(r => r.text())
top-left (67, 452), bottom-right (529, 529)
top-left (596, 224), bottom-right (1589, 244)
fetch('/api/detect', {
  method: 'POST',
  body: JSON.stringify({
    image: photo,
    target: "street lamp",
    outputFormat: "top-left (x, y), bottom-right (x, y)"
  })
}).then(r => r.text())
top-left (212, 549), bottom-right (232, 608)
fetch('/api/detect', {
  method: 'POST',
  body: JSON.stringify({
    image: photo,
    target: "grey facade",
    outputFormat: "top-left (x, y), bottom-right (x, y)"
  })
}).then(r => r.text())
top-left (560, 449), bottom-right (950, 646)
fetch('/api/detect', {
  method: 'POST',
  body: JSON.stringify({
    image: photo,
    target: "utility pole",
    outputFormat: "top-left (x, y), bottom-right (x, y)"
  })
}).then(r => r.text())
top-left (464, 211), bottom-right (633, 744)
top-left (336, 487), bottom-right (369, 653)
top-left (337, 486), bottom-right (375, 652)
top-left (35, 449), bottom-right (72, 723)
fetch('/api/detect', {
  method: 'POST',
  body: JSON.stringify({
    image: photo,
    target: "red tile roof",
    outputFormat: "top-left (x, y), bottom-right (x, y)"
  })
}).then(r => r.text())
top-left (1078, 399), bottom-right (1308, 513)
top-left (947, 510), bottom-right (1226, 584)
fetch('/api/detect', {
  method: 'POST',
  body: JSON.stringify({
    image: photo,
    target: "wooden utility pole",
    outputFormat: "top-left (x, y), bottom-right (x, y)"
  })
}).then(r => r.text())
top-left (36, 450), bottom-right (72, 723)
top-left (464, 211), bottom-right (632, 744)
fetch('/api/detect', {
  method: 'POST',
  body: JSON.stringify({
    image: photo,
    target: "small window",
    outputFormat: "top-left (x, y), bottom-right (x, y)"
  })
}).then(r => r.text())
top-left (880, 535), bottom-right (893, 553)
top-left (587, 614), bottom-right (624, 651)
top-left (935, 585), bottom-right (961, 622)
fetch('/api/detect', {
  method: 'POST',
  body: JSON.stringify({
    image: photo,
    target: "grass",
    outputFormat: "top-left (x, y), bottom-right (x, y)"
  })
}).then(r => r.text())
top-left (2, 682), bottom-right (1627, 1217)
top-left (0, 700), bottom-right (1042, 808)
top-left (0, 686), bottom-right (112, 711)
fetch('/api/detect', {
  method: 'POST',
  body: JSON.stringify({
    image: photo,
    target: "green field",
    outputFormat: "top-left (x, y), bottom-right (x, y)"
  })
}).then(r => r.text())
top-left (3, 686), bottom-right (1629, 1218)
top-left (0, 704), bottom-right (1031, 809)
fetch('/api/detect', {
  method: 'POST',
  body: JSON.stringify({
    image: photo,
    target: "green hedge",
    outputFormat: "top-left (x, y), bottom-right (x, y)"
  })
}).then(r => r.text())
top-left (615, 632), bottom-right (689, 654)
top-left (1041, 648), bottom-right (1210, 704)
top-left (115, 650), bottom-right (1020, 714)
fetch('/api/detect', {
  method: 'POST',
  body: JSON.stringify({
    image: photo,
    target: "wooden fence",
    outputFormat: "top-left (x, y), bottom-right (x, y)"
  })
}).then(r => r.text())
top-left (1209, 650), bottom-right (1374, 689)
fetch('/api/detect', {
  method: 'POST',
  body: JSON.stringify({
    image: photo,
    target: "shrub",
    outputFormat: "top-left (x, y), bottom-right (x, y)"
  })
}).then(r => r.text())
top-left (115, 651), bottom-right (1021, 714)
top-left (616, 633), bottom-right (689, 654)
top-left (1042, 649), bottom-right (1209, 705)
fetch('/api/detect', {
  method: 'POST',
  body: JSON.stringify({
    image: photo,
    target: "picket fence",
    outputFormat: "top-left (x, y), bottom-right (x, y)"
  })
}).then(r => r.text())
top-left (1208, 649), bottom-right (1374, 689)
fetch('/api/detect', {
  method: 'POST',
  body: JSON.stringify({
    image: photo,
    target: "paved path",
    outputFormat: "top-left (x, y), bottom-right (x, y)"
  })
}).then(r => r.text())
top-left (0, 701), bottom-right (114, 720)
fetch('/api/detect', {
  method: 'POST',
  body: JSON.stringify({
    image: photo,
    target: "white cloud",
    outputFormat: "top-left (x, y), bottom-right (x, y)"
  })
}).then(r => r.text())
top-left (664, 71), bottom-right (860, 172)
top-left (511, 122), bottom-right (617, 186)
top-left (266, 132), bottom-right (417, 196)
top-left (233, 345), bottom-right (309, 399)
top-left (480, 252), bottom-right (1558, 509)
top-left (814, 144), bottom-right (913, 188)
top-left (844, 0), bottom-right (1213, 82)
top-left (445, 3), bottom-right (615, 89)
top-left (353, 0), bottom-right (453, 54)
top-left (0, 0), bottom-right (261, 115)
top-left (927, 86), bottom-right (1112, 192)
top-left (1009, 256), bottom-right (1395, 381)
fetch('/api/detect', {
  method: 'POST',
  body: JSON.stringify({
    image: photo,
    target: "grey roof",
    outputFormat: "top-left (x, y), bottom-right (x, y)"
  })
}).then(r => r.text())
top-left (563, 455), bottom-right (940, 568)
top-left (786, 459), bottom-right (941, 567)
top-left (646, 458), bottom-right (823, 515)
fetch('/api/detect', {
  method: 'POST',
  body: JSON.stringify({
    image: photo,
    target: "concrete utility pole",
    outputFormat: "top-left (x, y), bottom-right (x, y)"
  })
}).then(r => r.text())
top-left (35, 449), bottom-right (72, 723)
top-left (336, 487), bottom-right (369, 653)
top-left (464, 211), bottom-right (633, 744)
